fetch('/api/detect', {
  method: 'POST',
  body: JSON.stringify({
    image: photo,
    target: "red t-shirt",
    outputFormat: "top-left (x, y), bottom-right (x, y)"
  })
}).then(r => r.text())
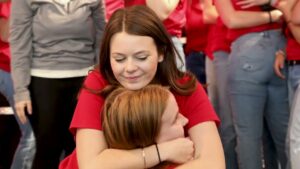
top-left (59, 70), bottom-right (219, 169)
top-left (207, 17), bottom-right (232, 58)
top-left (163, 0), bottom-right (187, 37)
top-left (125, 0), bottom-right (186, 37)
top-left (184, 0), bottom-right (210, 55)
top-left (227, 0), bottom-right (281, 41)
top-left (0, 2), bottom-right (10, 72)
top-left (285, 28), bottom-right (300, 61)
top-left (105, 0), bottom-right (124, 21)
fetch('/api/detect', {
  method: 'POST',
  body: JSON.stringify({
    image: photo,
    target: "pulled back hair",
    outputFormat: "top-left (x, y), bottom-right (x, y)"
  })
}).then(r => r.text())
top-left (102, 85), bottom-right (169, 149)
top-left (98, 5), bottom-right (197, 97)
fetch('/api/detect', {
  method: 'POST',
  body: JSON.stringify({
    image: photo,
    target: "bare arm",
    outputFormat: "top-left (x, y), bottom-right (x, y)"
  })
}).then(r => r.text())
top-left (291, 0), bottom-right (300, 24)
top-left (215, 0), bottom-right (282, 29)
top-left (145, 0), bottom-right (180, 20)
top-left (175, 122), bottom-right (225, 169)
top-left (76, 129), bottom-right (194, 169)
top-left (0, 17), bottom-right (9, 42)
top-left (200, 0), bottom-right (219, 24)
top-left (277, 0), bottom-right (300, 43)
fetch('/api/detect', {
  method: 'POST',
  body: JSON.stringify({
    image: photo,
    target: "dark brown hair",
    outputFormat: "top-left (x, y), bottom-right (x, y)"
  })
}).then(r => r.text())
top-left (98, 5), bottom-right (197, 96)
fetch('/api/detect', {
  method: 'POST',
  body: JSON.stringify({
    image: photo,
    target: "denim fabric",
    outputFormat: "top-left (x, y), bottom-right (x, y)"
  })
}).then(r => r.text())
top-left (186, 51), bottom-right (206, 84)
top-left (171, 37), bottom-right (186, 72)
top-left (213, 51), bottom-right (239, 169)
top-left (206, 57), bottom-right (218, 110)
top-left (0, 69), bottom-right (35, 169)
top-left (288, 65), bottom-right (300, 169)
top-left (228, 29), bottom-right (290, 169)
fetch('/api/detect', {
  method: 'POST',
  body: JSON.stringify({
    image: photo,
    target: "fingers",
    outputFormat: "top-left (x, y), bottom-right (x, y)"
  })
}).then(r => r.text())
top-left (236, 0), bottom-right (256, 9)
top-left (274, 62), bottom-right (285, 79)
top-left (15, 101), bottom-right (31, 124)
top-left (274, 50), bottom-right (286, 79)
top-left (27, 101), bottom-right (32, 115)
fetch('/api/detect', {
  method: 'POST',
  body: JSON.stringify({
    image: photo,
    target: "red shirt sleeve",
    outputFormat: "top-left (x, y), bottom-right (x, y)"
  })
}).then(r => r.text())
top-left (174, 82), bottom-right (220, 130)
top-left (69, 70), bottom-right (107, 135)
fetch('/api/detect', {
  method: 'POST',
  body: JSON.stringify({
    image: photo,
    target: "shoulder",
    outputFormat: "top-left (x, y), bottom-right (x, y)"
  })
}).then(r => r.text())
top-left (84, 69), bottom-right (108, 90)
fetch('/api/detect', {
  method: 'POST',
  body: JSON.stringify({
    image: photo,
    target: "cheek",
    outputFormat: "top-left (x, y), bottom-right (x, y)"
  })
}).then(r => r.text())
top-left (110, 61), bottom-right (120, 75)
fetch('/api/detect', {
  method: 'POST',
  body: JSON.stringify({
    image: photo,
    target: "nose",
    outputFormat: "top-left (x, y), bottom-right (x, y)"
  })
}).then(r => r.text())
top-left (125, 58), bottom-right (138, 73)
top-left (178, 113), bottom-right (188, 126)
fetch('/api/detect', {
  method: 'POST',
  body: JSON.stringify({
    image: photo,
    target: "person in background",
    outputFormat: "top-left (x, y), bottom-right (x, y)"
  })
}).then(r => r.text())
top-left (59, 5), bottom-right (224, 169)
top-left (273, 0), bottom-right (300, 168)
top-left (104, 0), bottom-right (124, 21)
top-left (103, 85), bottom-right (189, 169)
top-left (0, 1), bottom-right (36, 168)
top-left (215, 0), bottom-right (290, 168)
top-left (185, 0), bottom-right (217, 85)
top-left (9, 0), bottom-right (105, 168)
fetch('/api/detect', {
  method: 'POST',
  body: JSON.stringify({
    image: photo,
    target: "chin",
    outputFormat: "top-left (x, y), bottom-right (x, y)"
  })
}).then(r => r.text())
top-left (124, 84), bottom-right (145, 90)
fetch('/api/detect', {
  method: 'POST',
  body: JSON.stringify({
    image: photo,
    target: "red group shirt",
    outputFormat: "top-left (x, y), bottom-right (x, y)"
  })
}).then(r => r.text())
top-left (227, 0), bottom-right (281, 41)
top-left (184, 0), bottom-right (210, 55)
top-left (59, 70), bottom-right (219, 169)
top-left (124, 0), bottom-right (187, 37)
top-left (206, 17), bottom-right (232, 59)
top-left (285, 28), bottom-right (300, 61)
top-left (0, 2), bottom-right (11, 72)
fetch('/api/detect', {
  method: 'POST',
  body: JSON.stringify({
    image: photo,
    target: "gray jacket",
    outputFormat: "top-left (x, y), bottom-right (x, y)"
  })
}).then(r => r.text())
top-left (10, 0), bottom-right (105, 102)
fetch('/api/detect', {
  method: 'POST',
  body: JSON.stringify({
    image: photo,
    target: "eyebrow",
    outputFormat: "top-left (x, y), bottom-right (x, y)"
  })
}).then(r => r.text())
top-left (111, 51), bottom-right (149, 56)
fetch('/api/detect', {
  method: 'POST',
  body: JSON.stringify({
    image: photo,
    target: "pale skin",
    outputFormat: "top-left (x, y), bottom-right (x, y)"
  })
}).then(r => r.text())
top-left (145, 0), bottom-right (180, 20)
top-left (235, 0), bottom-right (269, 9)
top-left (291, 0), bottom-right (300, 24)
top-left (199, 0), bottom-right (219, 24)
top-left (215, 0), bottom-right (283, 29)
top-left (76, 32), bottom-right (225, 169)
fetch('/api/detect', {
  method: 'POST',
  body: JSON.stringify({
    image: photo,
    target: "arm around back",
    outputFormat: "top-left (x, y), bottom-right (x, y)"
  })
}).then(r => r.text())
top-left (215, 0), bottom-right (282, 29)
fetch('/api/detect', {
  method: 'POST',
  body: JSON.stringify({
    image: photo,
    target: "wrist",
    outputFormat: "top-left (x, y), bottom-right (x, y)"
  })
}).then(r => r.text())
top-left (156, 142), bottom-right (168, 162)
top-left (268, 11), bottom-right (273, 23)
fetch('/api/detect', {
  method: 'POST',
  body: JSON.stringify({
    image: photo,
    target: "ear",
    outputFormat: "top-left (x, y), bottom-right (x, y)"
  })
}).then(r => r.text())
top-left (158, 54), bottom-right (164, 62)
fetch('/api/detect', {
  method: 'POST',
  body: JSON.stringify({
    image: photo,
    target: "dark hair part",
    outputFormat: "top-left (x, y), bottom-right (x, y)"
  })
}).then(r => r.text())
top-left (98, 5), bottom-right (197, 96)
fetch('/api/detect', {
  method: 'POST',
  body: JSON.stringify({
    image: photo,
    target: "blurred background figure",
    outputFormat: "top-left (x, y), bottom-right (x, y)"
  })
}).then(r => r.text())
top-left (9, 0), bottom-right (105, 168)
top-left (0, 1), bottom-right (36, 168)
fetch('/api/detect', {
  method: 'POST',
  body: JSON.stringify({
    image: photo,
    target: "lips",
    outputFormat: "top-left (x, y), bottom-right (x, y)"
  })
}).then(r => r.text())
top-left (125, 75), bottom-right (141, 81)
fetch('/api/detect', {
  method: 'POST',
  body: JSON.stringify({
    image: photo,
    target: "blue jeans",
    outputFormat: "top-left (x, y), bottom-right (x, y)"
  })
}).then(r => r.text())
top-left (228, 30), bottom-right (289, 169)
top-left (213, 51), bottom-right (239, 169)
top-left (288, 65), bottom-right (300, 169)
top-left (185, 51), bottom-right (206, 84)
top-left (0, 69), bottom-right (35, 169)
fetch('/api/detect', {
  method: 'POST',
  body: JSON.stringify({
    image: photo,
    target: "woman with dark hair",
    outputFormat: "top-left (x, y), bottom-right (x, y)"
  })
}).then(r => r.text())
top-left (60, 5), bottom-right (224, 169)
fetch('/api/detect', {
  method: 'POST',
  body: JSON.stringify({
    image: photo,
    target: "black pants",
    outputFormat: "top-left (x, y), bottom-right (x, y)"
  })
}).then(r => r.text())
top-left (29, 76), bottom-right (84, 169)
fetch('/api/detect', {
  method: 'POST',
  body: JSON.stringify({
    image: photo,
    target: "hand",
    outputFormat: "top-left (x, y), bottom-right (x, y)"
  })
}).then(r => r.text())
top-left (273, 50), bottom-right (286, 79)
top-left (15, 100), bottom-right (32, 124)
top-left (159, 137), bottom-right (194, 164)
top-left (276, 0), bottom-right (297, 12)
top-left (236, 0), bottom-right (269, 9)
top-left (270, 9), bottom-right (283, 22)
